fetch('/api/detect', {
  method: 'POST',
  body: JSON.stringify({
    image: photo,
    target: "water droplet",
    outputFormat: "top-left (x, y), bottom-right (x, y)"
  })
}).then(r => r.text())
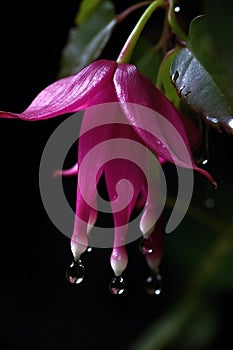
top-left (139, 237), bottom-right (153, 254)
top-left (202, 159), bottom-right (208, 165)
top-left (227, 118), bottom-right (233, 130)
top-left (109, 276), bottom-right (125, 295)
top-left (87, 246), bottom-right (92, 253)
top-left (145, 271), bottom-right (162, 295)
top-left (65, 260), bottom-right (84, 284)
top-left (179, 86), bottom-right (185, 94)
top-left (174, 5), bottom-right (180, 12)
top-left (204, 198), bottom-right (215, 209)
top-left (184, 90), bottom-right (191, 97)
top-left (172, 70), bottom-right (179, 83)
top-left (206, 116), bottom-right (218, 124)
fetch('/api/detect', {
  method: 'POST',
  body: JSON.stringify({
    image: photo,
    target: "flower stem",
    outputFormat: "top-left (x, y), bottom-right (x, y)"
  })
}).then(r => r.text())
top-left (116, 1), bottom-right (153, 23)
top-left (167, 0), bottom-right (187, 42)
top-left (152, 3), bottom-right (170, 53)
top-left (117, 0), bottom-right (167, 64)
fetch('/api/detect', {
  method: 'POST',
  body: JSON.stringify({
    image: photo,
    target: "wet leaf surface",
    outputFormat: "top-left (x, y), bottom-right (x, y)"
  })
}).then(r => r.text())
top-left (170, 16), bottom-right (233, 134)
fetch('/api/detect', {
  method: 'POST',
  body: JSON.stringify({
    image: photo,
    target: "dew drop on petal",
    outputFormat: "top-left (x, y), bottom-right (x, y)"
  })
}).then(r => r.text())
top-left (109, 276), bottom-right (125, 295)
top-left (145, 270), bottom-right (162, 296)
top-left (139, 237), bottom-right (153, 254)
top-left (65, 260), bottom-right (84, 284)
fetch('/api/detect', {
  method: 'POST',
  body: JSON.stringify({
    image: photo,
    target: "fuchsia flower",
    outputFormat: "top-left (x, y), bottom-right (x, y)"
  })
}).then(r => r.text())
top-left (0, 59), bottom-right (216, 294)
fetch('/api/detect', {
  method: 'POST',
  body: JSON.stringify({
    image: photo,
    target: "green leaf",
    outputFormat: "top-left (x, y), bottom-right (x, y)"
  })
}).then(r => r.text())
top-left (57, 1), bottom-right (116, 78)
top-left (170, 15), bottom-right (233, 134)
top-left (129, 302), bottom-right (198, 350)
top-left (177, 308), bottom-right (218, 350)
top-left (206, 0), bottom-right (233, 63)
top-left (76, 0), bottom-right (104, 25)
top-left (131, 37), bottom-right (162, 84)
top-left (164, 209), bottom-right (215, 290)
top-left (164, 181), bottom-right (233, 295)
top-left (156, 48), bottom-right (181, 108)
top-left (205, 235), bottom-right (233, 292)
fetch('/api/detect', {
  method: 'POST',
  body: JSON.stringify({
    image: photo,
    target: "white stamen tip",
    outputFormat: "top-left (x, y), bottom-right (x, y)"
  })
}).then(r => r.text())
top-left (110, 247), bottom-right (128, 277)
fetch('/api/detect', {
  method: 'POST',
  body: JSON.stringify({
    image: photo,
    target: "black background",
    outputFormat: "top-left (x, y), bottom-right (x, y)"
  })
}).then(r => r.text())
top-left (0, 1), bottom-right (232, 349)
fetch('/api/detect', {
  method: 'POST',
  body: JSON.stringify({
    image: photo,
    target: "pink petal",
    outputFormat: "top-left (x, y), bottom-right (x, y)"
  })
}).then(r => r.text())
top-left (114, 64), bottom-right (216, 186)
top-left (71, 105), bottom-right (122, 257)
top-left (105, 159), bottom-right (144, 275)
top-left (0, 60), bottom-right (117, 120)
top-left (104, 124), bottom-right (148, 275)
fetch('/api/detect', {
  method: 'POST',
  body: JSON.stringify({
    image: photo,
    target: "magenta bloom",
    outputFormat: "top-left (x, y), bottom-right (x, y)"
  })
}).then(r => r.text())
top-left (0, 59), bottom-right (216, 294)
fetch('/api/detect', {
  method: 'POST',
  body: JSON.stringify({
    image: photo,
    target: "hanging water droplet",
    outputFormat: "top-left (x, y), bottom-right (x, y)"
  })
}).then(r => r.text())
top-left (109, 276), bottom-right (125, 295)
top-left (139, 237), bottom-right (153, 254)
top-left (65, 259), bottom-right (84, 284)
top-left (145, 271), bottom-right (162, 296)
top-left (87, 246), bottom-right (92, 253)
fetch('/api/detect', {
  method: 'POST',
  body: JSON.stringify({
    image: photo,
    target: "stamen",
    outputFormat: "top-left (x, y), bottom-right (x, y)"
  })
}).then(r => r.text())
top-left (71, 216), bottom-right (89, 260)
top-left (53, 163), bottom-right (78, 177)
top-left (145, 219), bottom-right (164, 271)
top-left (87, 209), bottom-right (98, 234)
top-left (110, 245), bottom-right (128, 277)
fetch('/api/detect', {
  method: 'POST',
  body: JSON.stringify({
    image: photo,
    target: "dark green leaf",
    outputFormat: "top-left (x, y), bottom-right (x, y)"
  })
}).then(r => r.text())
top-left (165, 180), bottom-right (233, 295)
top-left (57, 1), bottom-right (116, 78)
top-left (76, 0), bottom-right (104, 25)
top-left (177, 308), bottom-right (218, 350)
top-left (206, 0), bottom-right (233, 63)
top-left (131, 37), bottom-right (162, 84)
top-left (205, 236), bottom-right (233, 292)
top-left (170, 15), bottom-right (233, 134)
top-left (156, 48), bottom-right (181, 108)
top-left (129, 303), bottom-right (198, 350)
